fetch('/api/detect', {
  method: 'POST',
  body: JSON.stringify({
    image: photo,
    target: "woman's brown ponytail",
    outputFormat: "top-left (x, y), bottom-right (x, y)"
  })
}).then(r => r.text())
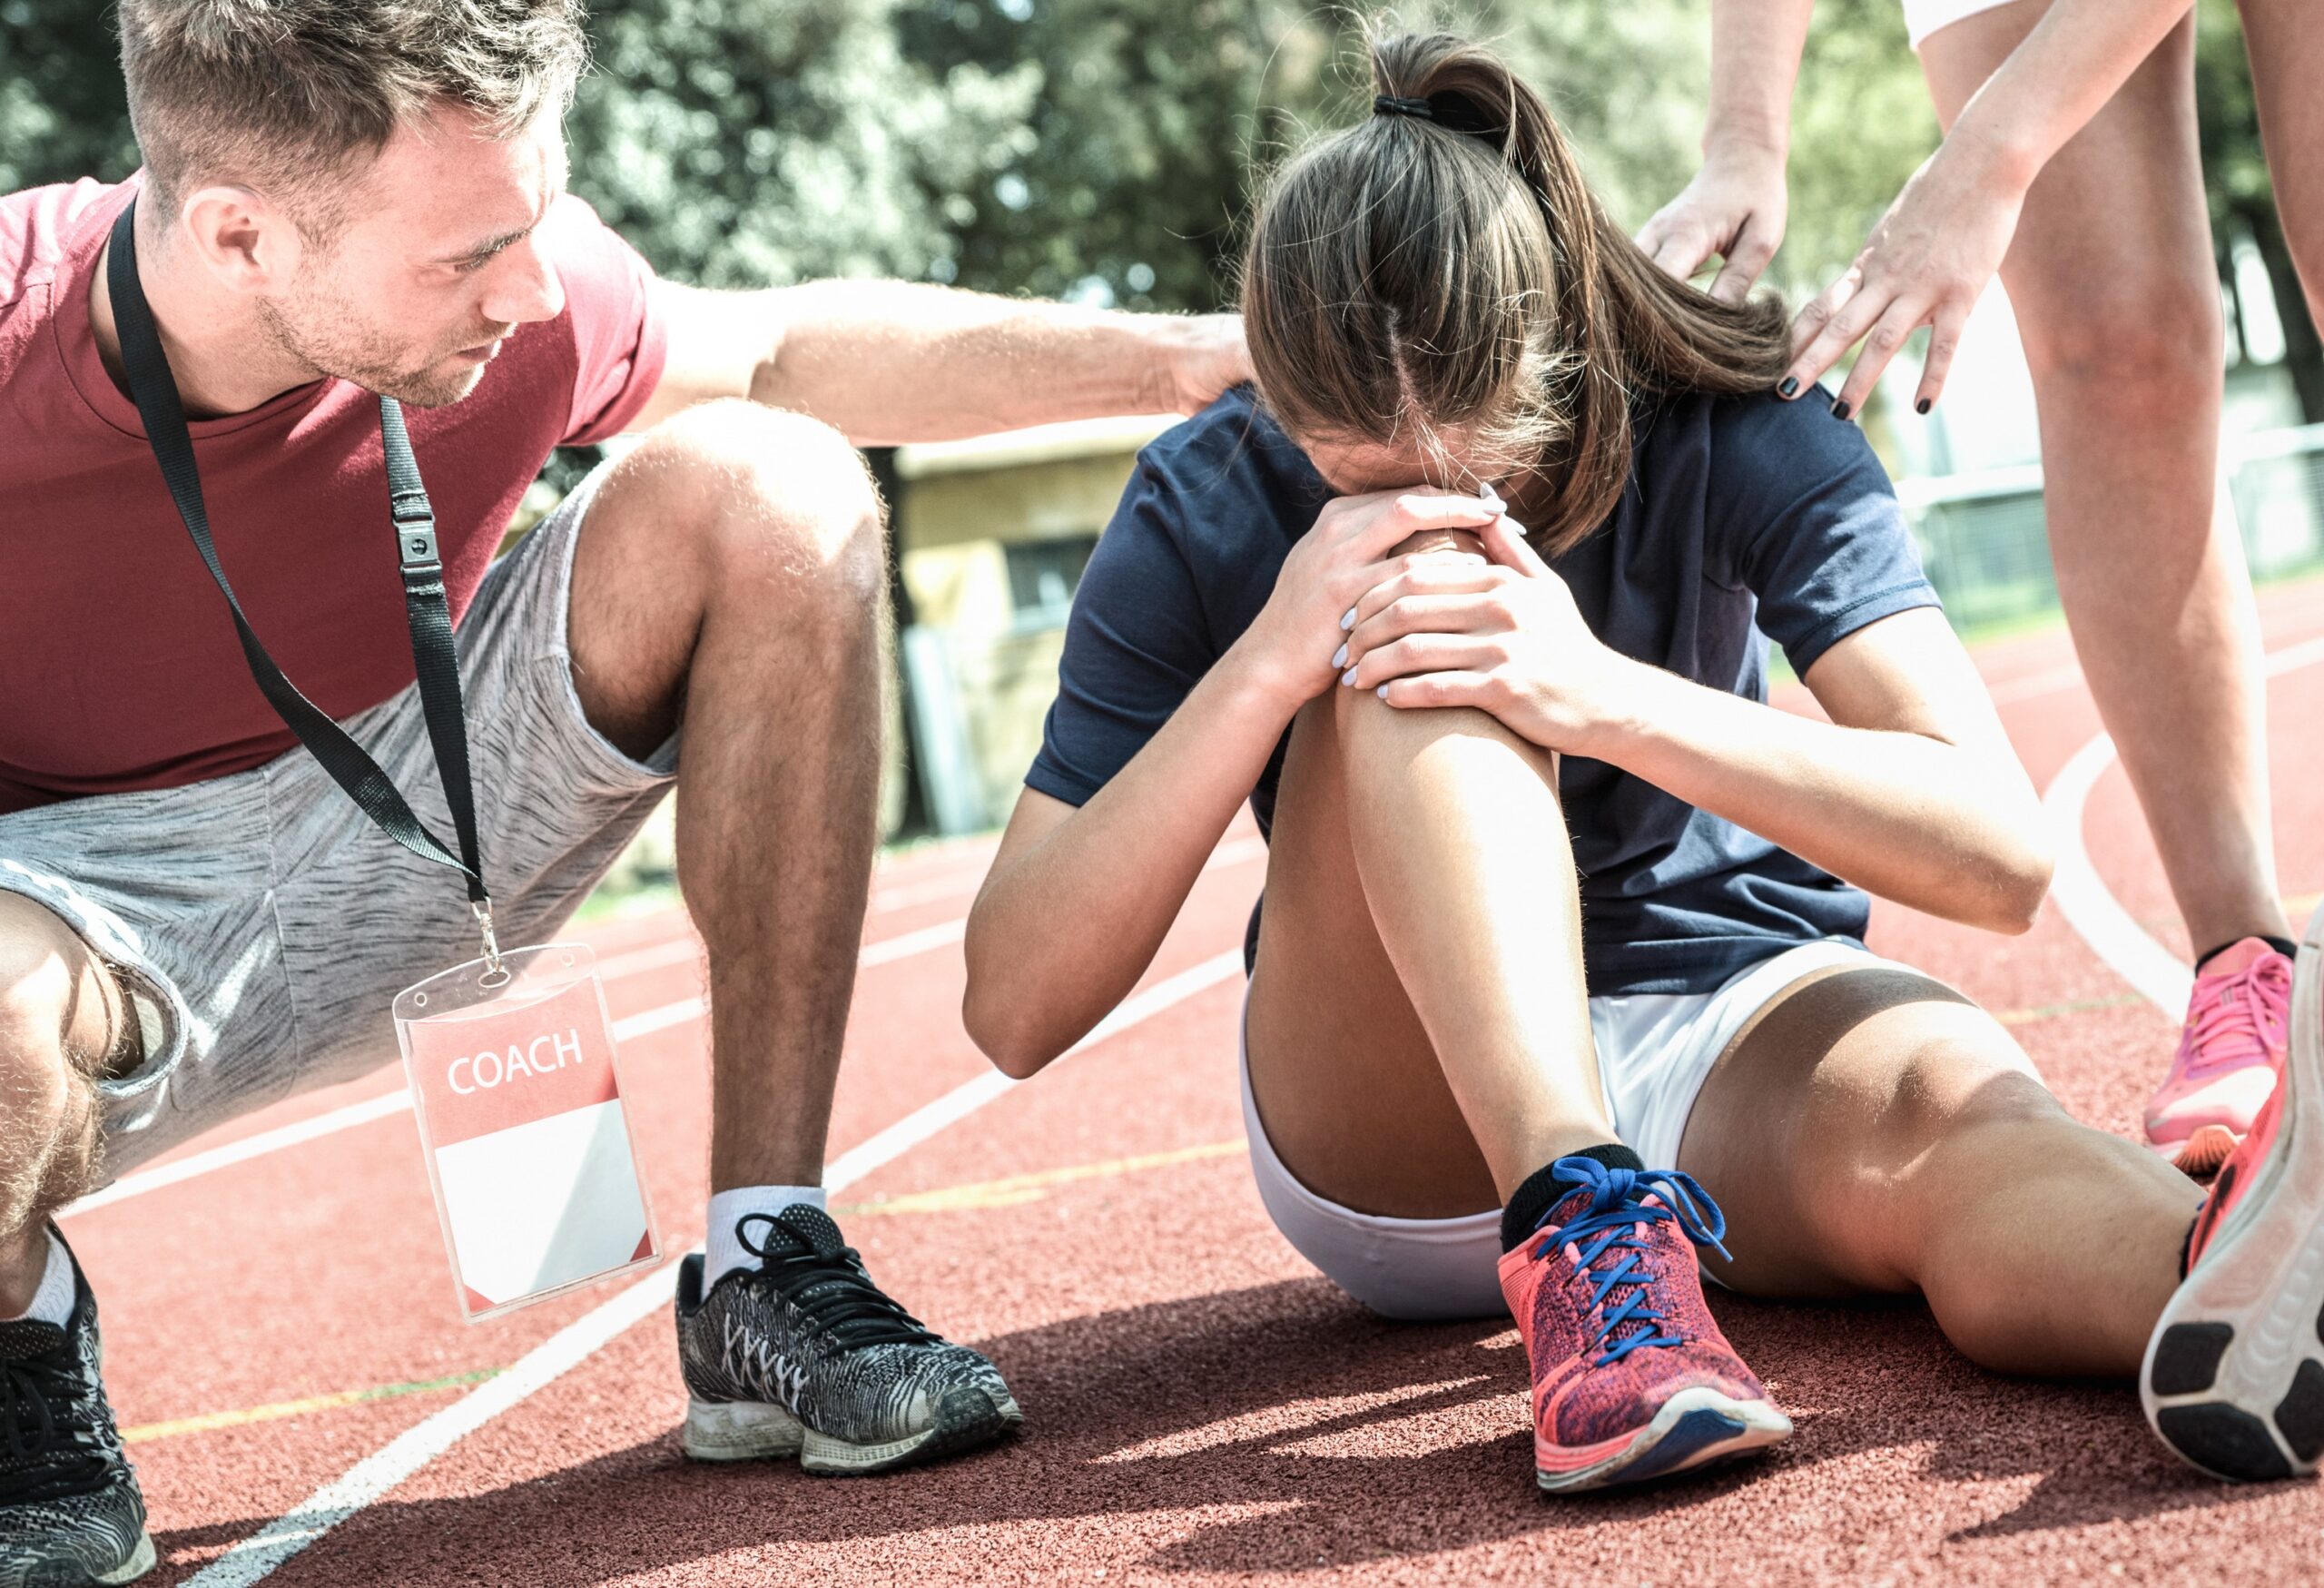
top-left (1242, 29), bottom-right (1792, 554)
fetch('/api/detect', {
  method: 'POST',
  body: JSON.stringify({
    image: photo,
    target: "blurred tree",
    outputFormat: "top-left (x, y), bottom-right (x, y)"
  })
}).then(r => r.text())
top-left (2196, 0), bottom-right (2322, 421)
top-left (571, 0), bottom-right (1039, 286)
top-left (0, 1), bottom-right (138, 192)
top-left (0, 0), bottom-right (2308, 414)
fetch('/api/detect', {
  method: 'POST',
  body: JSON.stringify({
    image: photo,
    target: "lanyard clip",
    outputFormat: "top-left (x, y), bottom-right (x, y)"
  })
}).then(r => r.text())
top-left (393, 492), bottom-right (439, 573)
top-left (472, 898), bottom-right (505, 980)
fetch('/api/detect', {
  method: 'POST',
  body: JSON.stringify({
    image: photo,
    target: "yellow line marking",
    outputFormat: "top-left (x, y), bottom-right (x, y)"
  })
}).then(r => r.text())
top-left (837, 1139), bottom-right (1246, 1217)
top-left (122, 1368), bottom-right (503, 1445)
top-left (1992, 993), bottom-right (2148, 1027)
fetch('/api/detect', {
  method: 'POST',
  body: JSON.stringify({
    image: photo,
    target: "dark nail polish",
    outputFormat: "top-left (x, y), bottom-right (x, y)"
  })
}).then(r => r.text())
top-left (1915, 398), bottom-right (1932, 415)
top-left (1777, 377), bottom-right (1798, 398)
top-left (1832, 399), bottom-right (1852, 422)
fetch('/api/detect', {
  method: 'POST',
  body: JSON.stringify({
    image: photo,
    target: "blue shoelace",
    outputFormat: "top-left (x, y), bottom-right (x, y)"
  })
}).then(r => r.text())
top-left (1530, 1158), bottom-right (1734, 1366)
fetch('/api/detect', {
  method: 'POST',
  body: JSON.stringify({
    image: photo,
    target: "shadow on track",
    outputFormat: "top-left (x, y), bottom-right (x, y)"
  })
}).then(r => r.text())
top-left (153, 1278), bottom-right (2271, 1584)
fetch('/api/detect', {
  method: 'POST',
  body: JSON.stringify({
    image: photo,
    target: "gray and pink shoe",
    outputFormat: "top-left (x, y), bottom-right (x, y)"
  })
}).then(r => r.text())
top-left (2148, 938), bottom-right (2290, 1178)
top-left (2142, 913), bottom-right (2324, 1481)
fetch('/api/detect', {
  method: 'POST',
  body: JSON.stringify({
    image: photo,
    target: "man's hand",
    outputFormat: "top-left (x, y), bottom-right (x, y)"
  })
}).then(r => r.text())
top-left (1145, 313), bottom-right (1252, 416)
top-left (1636, 139), bottom-right (1790, 304)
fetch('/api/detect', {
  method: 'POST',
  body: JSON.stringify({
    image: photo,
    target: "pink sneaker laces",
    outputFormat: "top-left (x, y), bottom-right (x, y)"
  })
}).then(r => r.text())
top-left (2178, 952), bottom-right (2291, 1081)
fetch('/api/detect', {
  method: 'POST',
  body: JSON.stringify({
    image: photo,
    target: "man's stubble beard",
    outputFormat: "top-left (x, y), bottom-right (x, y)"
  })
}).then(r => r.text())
top-left (256, 283), bottom-right (487, 409)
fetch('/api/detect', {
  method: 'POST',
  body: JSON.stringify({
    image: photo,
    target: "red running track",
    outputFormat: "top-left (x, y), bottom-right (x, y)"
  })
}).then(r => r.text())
top-left (64, 577), bottom-right (2324, 1585)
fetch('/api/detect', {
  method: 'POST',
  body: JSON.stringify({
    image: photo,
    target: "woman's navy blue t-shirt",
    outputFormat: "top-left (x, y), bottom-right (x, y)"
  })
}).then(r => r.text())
top-left (1025, 385), bottom-right (1940, 998)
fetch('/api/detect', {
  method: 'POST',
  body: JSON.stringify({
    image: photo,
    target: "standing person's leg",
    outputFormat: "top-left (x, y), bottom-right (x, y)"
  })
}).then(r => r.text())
top-left (1923, 8), bottom-right (2290, 1169)
top-left (565, 399), bottom-right (1017, 1472)
top-left (1246, 587), bottom-right (1788, 1492)
top-left (2237, 2), bottom-right (2324, 343)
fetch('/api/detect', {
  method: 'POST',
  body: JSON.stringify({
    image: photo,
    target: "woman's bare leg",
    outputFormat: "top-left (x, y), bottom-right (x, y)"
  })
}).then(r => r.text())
top-left (2238, 0), bottom-right (2324, 345)
top-left (1678, 964), bottom-right (2199, 1376)
top-left (1246, 662), bottom-right (1611, 1218)
top-left (1923, 6), bottom-right (2287, 957)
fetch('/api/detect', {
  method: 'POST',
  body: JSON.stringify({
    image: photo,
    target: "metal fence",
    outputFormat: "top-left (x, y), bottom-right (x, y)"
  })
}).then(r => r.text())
top-left (1897, 422), bottom-right (2324, 631)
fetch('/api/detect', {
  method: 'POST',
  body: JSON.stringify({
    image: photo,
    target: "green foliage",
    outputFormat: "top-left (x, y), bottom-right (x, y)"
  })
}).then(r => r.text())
top-left (0, 0), bottom-right (139, 192)
top-left (1779, 0), bottom-right (1938, 292)
top-left (570, 0), bottom-right (1039, 286)
top-left (0, 0), bottom-right (2289, 394)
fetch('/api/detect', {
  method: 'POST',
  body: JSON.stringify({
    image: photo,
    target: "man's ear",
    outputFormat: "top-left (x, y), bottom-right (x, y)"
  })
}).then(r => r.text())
top-left (176, 183), bottom-right (304, 294)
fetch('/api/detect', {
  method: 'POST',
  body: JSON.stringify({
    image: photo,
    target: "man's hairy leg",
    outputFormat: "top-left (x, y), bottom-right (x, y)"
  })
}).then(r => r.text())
top-left (0, 892), bottom-right (126, 1308)
top-left (566, 400), bottom-right (888, 1191)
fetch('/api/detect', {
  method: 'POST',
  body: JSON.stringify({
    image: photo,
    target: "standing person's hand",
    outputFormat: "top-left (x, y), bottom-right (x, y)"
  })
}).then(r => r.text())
top-left (1336, 509), bottom-right (1637, 755)
top-left (1781, 141), bottom-right (2028, 420)
top-left (1235, 488), bottom-right (1502, 710)
top-left (1636, 138), bottom-right (1791, 303)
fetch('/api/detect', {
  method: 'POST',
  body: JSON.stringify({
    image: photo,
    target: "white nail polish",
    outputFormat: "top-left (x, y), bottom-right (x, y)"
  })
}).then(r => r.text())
top-left (1340, 607), bottom-right (1357, 630)
top-left (1331, 642), bottom-right (1348, 670)
top-left (1375, 684), bottom-right (1389, 699)
top-left (1341, 668), bottom-right (1358, 687)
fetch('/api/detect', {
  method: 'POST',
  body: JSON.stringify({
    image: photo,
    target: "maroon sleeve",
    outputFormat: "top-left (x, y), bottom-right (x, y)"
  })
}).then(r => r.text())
top-left (539, 193), bottom-right (670, 446)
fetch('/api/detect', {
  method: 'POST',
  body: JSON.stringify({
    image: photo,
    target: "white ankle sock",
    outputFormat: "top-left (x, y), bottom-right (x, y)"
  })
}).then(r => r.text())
top-left (4, 1232), bottom-right (74, 1330)
top-left (705, 1186), bottom-right (828, 1287)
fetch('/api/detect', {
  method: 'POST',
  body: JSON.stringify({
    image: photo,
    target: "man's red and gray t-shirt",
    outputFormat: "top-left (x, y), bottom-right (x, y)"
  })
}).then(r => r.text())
top-left (0, 173), bottom-right (670, 816)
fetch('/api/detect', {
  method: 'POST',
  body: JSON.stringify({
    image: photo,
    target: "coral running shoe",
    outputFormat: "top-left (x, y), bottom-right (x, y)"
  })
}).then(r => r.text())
top-left (2149, 938), bottom-right (2290, 1177)
top-left (1499, 1158), bottom-right (1790, 1493)
top-left (2142, 914), bottom-right (2324, 1481)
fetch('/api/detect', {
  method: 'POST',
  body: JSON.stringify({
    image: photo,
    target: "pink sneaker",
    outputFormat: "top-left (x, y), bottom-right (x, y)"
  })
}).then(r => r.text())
top-left (2148, 939), bottom-right (2290, 1177)
top-left (1499, 1159), bottom-right (1790, 1493)
top-left (2141, 923), bottom-right (2324, 1481)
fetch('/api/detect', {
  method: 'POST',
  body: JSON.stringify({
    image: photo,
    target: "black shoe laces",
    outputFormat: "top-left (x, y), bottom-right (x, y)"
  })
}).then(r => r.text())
top-left (736, 1214), bottom-right (942, 1351)
top-left (0, 1350), bottom-right (113, 1504)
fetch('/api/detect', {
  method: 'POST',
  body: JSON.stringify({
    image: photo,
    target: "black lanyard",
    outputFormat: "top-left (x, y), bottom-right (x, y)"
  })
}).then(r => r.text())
top-left (104, 199), bottom-right (502, 970)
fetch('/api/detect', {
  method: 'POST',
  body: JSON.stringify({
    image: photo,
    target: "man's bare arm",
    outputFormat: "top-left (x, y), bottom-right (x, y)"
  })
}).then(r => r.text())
top-left (629, 278), bottom-right (1249, 441)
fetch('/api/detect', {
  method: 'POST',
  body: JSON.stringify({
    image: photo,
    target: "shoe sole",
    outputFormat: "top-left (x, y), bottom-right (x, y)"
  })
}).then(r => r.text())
top-left (1535, 1386), bottom-right (1792, 1494)
top-left (96, 1533), bottom-right (156, 1586)
top-left (2141, 909), bottom-right (2324, 1482)
top-left (5, 1530), bottom-right (159, 1588)
top-left (683, 1386), bottom-right (1023, 1476)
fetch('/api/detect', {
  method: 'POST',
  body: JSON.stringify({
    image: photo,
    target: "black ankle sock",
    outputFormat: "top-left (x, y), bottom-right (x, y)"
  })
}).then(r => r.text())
top-left (1500, 1143), bottom-right (1644, 1253)
top-left (2195, 935), bottom-right (2297, 972)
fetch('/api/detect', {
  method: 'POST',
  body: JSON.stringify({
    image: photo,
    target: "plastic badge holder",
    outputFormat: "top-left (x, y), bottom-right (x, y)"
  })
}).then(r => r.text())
top-left (394, 944), bottom-right (661, 1321)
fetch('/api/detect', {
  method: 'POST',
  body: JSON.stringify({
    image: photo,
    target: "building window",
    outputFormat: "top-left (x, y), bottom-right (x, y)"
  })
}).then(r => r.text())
top-left (1005, 534), bottom-right (1099, 623)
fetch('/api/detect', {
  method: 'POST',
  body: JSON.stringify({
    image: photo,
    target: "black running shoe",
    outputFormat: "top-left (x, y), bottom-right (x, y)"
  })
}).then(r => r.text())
top-left (0, 1232), bottom-right (153, 1586)
top-left (675, 1206), bottom-right (1019, 1475)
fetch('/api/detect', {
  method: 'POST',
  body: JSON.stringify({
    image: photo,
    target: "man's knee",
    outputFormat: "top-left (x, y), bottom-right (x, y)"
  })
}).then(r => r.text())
top-left (632, 399), bottom-right (886, 611)
top-left (0, 898), bottom-right (113, 1229)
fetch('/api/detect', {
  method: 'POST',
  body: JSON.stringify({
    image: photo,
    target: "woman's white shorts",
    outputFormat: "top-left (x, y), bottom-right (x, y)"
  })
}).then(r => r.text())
top-left (1902, 0), bottom-right (2024, 51)
top-left (1238, 938), bottom-right (1926, 1322)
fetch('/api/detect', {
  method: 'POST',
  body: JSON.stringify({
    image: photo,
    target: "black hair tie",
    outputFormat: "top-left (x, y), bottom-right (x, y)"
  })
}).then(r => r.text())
top-left (1372, 91), bottom-right (1503, 139)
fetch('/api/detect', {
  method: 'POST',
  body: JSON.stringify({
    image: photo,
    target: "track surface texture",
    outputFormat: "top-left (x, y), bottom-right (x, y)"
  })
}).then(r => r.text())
top-left (65, 577), bottom-right (2324, 1586)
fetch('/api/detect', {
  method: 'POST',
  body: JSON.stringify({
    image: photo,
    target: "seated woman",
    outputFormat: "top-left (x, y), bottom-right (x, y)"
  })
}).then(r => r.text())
top-left (961, 28), bottom-right (2324, 1494)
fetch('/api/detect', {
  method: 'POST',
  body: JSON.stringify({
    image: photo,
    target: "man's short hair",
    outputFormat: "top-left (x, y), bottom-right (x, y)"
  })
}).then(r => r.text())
top-left (119, 0), bottom-right (589, 236)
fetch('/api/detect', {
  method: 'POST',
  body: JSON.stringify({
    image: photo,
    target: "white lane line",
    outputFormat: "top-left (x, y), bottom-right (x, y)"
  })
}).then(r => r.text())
top-left (2041, 634), bottom-right (2324, 1014)
top-left (185, 947), bottom-right (1247, 1588)
top-left (2043, 733), bottom-right (2194, 1016)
